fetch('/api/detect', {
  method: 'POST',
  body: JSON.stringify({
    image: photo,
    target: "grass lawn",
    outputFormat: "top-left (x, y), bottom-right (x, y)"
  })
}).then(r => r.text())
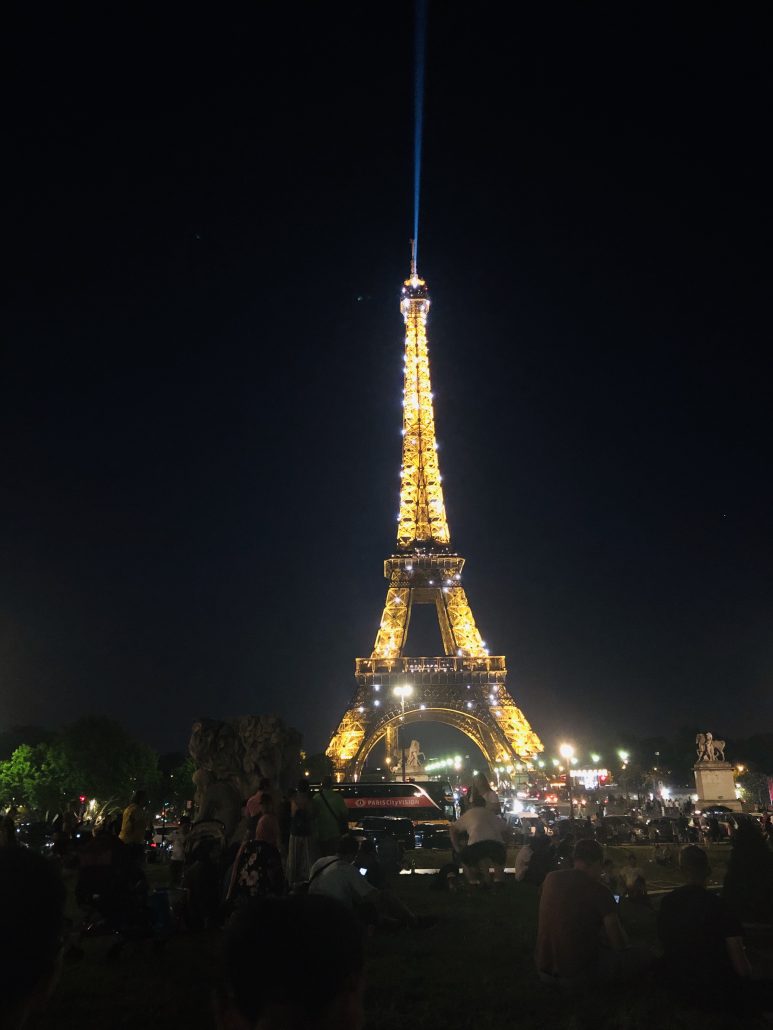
top-left (32, 845), bottom-right (771, 1030)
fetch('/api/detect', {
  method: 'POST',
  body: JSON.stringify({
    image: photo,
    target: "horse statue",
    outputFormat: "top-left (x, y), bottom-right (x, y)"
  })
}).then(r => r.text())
top-left (695, 732), bottom-right (726, 763)
top-left (405, 739), bottom-right (425, 773)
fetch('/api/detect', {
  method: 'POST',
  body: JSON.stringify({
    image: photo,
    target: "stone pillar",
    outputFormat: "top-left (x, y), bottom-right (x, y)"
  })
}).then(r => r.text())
top-left (693, 761), bottom-right (742, 812)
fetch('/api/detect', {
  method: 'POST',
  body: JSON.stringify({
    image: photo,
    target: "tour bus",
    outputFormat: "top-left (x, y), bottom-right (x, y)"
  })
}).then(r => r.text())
top-left (330, 780), bottom-right (457, 825)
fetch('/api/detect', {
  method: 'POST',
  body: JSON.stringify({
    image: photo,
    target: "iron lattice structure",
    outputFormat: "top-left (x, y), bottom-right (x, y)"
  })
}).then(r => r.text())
top-left (327, 257), bottom-right (543, 779)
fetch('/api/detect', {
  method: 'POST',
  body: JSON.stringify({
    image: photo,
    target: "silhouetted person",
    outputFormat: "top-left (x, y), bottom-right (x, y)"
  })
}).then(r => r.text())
top-left (313, 775), bottom-right (349, 858)
top-left (215, 894), bottom-right (365, 1029)
top-left (0, 814), bottom-right (18, 848)
top-left (0, 847), bottom-right (66, 1029)
top-left (722, 821), bottom-right (773, 924)
top-left (536, 838), bottom-right (652, 985)
top-left (657, 845), bottom-right (773, 1014)
top-left (119, 789), bottom-right (148, 864)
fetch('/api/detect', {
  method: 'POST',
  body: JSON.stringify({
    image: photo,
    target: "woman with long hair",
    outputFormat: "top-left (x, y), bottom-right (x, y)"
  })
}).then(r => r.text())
top-left (286, 779), bottom-right (314, 886)
top-left (471, 771), bottom-right (500, 814)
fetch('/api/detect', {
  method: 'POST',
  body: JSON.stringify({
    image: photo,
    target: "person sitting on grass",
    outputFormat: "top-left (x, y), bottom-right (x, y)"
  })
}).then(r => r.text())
top-left (356, 838), bottom-right (385, 889)
top-left (375, 830), bottom-right (403, 888)
top-left (449, 794), bottom-right (507, 888)
top-left (308, 834), bottom-right (418, 929)
top-left (0, 847), bottom-right (66, 1029)
top-left (536, 838), bottom-right (653, 986)
top-left (620, 851), bottom-right (646, 901)
top-left (515, 834), bottom-right (554, 887)
top-left (600, 858), bottom-right (620, 896)
top-left (722, 820), bottom-right (773, 925)
top-left (657, 844), bottom-right (773, 1015)
top-left (216, 894), bottom-right (365, 1030)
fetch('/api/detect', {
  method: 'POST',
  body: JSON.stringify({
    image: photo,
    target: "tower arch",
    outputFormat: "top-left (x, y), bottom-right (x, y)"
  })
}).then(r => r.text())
top-left (351, 706), bottom-right (517, 781)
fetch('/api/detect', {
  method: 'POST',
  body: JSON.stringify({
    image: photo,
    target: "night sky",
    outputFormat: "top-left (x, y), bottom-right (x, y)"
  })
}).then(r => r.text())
top-left (4, 6), bottom-right (772, 759)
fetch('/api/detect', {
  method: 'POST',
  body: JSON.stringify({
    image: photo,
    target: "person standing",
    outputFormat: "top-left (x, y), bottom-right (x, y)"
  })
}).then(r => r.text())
top-left (245, 777), bottom-right (275, 821)
top-left (312, 775), bottom-right (349, 857)
top-left (470, 772), bottom-right (501, 814)
top-left (287, 780), bottom-right (314, 885)
top-left (1, 848), bottom-right (66, 1030)
top-left (169, 815), bottom-right (191, 887)
top-left (255, 795), bottom-right (281, 850)
top-left (119, 789), bottom-right (148, 864)
top-left (0, 815), bottom-right (18, 848)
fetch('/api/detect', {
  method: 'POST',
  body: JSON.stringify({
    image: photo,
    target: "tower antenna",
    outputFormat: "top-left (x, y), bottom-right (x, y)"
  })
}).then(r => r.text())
top-left (410, 238), bottom-right (417, 279)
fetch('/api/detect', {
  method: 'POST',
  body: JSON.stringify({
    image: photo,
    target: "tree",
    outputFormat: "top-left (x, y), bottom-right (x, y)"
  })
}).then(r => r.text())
top-left (53, 717), bottom-right (160, 806)
top-left (303, 752), bottom-right (333, 782)
top-left (155, 753), bottom-right (195, 815)
top-left (0, 743), bottom-right (68, 813)
top-left (0, 726), bottom-right (55, 762)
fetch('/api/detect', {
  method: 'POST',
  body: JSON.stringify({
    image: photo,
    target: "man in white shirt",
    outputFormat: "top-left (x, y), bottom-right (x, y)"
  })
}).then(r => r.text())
top-left (309, 836), bottom-right (419, 929)
top-left (450, 796), bottom-right (507, 886)
top-left (514, 841), bottom-right (533, 882)
top-left (308, 837), bottom-right (378, 911)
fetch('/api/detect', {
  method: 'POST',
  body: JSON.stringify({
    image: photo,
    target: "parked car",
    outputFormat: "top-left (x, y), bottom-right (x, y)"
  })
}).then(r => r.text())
top-left (716, 812), bottom-right (762, 838)
top-left (646, 817), bottom-right (679, 842)
top-left (353, 816), bottom-right (416, 850)
top-left (597, 816), bottom-right (642, 844)
top-left (16, 821), bottom-right (54, 853)
top-left (414, 822), bottom-right (452, 850)
top-left (506, 814), bottom-right (550, 844)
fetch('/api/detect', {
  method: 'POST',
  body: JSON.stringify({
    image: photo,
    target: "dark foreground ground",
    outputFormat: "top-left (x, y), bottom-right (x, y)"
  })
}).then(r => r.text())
top-left (34, 846), bottom-right (773, 1030)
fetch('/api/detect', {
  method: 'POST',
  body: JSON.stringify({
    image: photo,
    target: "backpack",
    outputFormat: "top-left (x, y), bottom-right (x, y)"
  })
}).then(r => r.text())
top-left (319, 790), bottom-right (348, 836)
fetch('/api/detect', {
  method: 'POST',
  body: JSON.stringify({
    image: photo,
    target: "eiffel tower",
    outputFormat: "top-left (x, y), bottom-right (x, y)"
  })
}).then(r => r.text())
top-left (327, 249), bottom-right (543, 780)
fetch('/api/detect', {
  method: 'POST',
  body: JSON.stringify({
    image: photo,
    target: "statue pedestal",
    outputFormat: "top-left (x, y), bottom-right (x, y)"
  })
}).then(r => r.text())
top-left (693, 761), bottom-right (741, 812)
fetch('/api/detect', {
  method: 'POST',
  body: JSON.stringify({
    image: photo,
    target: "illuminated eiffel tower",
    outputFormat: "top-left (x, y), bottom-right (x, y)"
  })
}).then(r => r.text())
top-left (327, 249), bottom-right (543, 779)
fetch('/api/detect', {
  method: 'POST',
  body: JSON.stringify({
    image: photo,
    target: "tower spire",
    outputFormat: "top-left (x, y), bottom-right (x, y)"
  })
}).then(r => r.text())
top-left (397, 256), bottom-right (450, 550)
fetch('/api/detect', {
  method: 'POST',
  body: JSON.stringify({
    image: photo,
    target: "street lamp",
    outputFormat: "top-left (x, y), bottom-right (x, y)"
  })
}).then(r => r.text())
top-left (393, 685), bottom-right (413, 782)
top-left (560, 743), bottom-right (575, 820)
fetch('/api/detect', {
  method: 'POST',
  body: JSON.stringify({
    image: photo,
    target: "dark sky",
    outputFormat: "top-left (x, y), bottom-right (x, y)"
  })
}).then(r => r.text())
top-left (4, 5), bottom-right (772, 759)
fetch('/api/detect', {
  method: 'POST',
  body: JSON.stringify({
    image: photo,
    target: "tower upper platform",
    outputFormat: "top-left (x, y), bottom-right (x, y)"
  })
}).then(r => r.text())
top-left (396, 254), bottom-right (450, 550)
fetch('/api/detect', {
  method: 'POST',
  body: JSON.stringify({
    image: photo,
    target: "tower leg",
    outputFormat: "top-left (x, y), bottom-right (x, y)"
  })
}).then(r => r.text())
top-left (383, 723), bottom-right (398, 772)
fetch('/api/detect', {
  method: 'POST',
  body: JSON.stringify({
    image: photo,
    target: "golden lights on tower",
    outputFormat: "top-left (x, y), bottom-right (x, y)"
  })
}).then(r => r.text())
top-left (396, 269), bottom-right (450, 550)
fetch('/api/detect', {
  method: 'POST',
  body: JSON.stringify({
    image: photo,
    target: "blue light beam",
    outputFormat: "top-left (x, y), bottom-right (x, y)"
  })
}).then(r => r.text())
top-left (413, 0), bottom-right (428, 268)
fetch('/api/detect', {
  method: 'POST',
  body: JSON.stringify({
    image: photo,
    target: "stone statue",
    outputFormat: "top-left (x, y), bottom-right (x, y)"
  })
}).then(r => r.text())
top-left (695, 732), bottom-right (727, 763)
top-left (693, 730), bottom-right (738, 811)
top-left (189, 715), bottom-right (303, 841)
top-left (405, 739), bottom-right (425, 773)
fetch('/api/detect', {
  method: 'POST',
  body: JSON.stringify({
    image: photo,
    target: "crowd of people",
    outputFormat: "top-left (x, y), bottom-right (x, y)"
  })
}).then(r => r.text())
top-left (2, 770), bottom-right (773, 1028)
